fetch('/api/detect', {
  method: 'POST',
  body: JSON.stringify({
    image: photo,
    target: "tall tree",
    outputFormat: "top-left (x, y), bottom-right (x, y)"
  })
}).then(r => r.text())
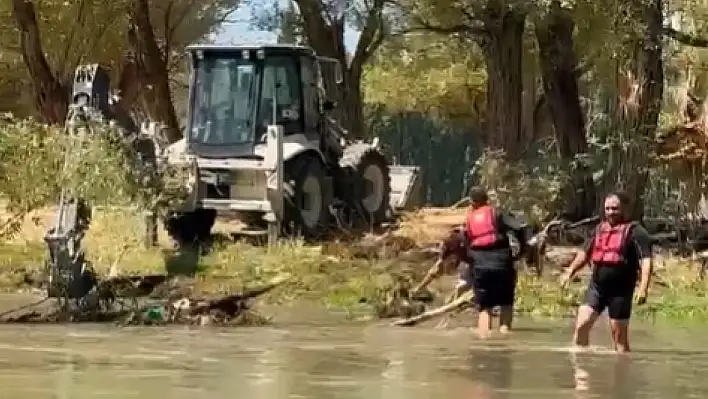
top-left (407, 0), bottom-right (528, 159)
top-left (283, 0), bottom-right (390, 138)
top-left (2, 0), bottom-right (241, 142)
top-left (608, 0), bottom-right (664, 219)
top-left (363, 34), bottom-right (486, 122)
top-left (535, 1), bottom-right (596, 219)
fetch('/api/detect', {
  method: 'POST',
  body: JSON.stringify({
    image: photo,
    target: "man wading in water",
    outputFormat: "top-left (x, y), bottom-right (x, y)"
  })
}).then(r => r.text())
top-left (560, 192), bottom-right (653, 353)
top-left (462, 187), bottom-right (527, 336)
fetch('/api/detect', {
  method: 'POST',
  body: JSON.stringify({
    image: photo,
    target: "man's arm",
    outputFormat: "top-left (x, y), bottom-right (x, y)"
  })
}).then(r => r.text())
top-left (412, 253), bottom-right (463, 292)
top-left (631, 225), bottom-right (653, 298)
top-left (564, 239), bottom-right (593, 280)
top-left (499, 212), bottom-right (528, 253)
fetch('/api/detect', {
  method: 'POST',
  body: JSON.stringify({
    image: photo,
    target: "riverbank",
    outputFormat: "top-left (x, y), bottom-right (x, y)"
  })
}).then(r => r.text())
top-left (2, 206), bottom-right (708, 322)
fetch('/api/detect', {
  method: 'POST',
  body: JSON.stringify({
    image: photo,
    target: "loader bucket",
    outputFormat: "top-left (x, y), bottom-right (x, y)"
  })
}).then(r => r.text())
top-left (389, 165), bottom-right (422, 211)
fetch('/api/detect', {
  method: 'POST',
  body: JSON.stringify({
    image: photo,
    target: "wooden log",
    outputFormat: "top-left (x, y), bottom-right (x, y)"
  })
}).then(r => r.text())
top-left (391, 290), bottom-right (474, 327)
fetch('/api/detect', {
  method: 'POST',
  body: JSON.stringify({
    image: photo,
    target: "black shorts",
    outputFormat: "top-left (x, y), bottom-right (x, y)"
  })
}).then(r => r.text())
top-left (471, 267), bottom-right (517, 310)
top-left (583, 281), bottom-right (634, 320)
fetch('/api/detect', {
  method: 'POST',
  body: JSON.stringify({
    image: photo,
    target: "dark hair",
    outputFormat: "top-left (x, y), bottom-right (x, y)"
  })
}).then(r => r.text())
top-left (440, 229), bottom-right (465, 258)
top-left (469, 186), bottom-right (489, 204)
top-left (606, 191), bottom-right (631, 207)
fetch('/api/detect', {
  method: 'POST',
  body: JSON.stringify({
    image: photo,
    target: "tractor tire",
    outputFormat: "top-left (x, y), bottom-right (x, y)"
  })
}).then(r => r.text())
top-left (281, 152), bottom-right (331, 239)
top-left (339, 144), bottom-right (391, 226)
top-left (163, 208), bottom-right (217, 247)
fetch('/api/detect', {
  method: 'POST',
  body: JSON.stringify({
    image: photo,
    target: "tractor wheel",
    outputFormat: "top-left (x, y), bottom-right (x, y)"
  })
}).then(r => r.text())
top-left (163, 208), bottom-right (217, 248)
top-left (281, 152), bottom-right (331, 239)
top-left (340, 144), bottom-right (391, 226)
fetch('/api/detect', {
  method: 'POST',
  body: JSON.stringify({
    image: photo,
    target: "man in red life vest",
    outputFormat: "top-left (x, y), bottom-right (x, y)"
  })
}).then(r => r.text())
top-left (560, 192), bottom-right (653, 353)
top-left (464, 186), bottom-right (528, 336)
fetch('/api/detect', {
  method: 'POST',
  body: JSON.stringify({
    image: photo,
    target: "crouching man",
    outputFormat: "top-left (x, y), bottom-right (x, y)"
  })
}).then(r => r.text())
top-left (560, 192), bottom-right (653, 353)
top-left (411, 228), bottom-right (471, 305)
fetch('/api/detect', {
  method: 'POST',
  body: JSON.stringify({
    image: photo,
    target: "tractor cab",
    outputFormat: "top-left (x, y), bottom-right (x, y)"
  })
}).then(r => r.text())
top-left (185, 44), bottom-right (342, 158)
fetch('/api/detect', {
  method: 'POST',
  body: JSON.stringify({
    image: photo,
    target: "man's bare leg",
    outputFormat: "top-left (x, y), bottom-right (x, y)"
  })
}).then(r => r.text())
top-left (609, 318), bottom-right (630, 353)
top-left (573, 305), bottom-right (600, 348)
top-left (499, 305), bottom-right (513, 334)
top-left (477, 309), bottom-right (492, 338)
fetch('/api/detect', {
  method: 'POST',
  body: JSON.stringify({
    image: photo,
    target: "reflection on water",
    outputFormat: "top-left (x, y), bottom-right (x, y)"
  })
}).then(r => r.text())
top-left (0, 314), bottom-right (707, 398)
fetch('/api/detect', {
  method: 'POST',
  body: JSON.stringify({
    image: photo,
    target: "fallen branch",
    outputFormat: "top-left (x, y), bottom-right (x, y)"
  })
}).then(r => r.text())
top-left (391, 290), bottom-right (474, 327)
top-left (187, 274), bottom-right (290, 315)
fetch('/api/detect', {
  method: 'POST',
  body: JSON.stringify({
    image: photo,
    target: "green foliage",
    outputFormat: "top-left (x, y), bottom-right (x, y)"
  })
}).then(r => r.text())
top-left (0, 115), bottom-right (189, 241)
top-left (0, 0), bottom-right (242, 117)
top-left (364, 35), bottom-right (486, 121)
top-left (475, 148), bottom-right (570, 225)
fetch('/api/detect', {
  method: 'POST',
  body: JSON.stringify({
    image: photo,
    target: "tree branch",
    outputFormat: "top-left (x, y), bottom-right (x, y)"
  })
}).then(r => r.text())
top-left (84, 22), bottom-right (111, 66)
top-left (166, 2), bottom-right (194, 49)
top-left (11, 0), bottom-right (67, 124)
top-left (665, 26), bottom-right (708, 48)
top-left (352, 0), bottom-right (385, 77)
top-left (294, 0), bottom-right (342, 59)
top-left (116, 52), bottom-right (140, 109)
top-left (58, 0), bottom-right (87, 79)
top-left (163, 0), bottom-right (175, 63)
top-left (406, 14), bottom-right (486, 37)
top-left (128, 0), bottom-right (180, 142)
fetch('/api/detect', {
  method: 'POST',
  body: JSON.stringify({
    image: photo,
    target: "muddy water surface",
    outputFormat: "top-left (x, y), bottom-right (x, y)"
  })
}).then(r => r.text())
top-left (0, 296), bottom-right (706, 398)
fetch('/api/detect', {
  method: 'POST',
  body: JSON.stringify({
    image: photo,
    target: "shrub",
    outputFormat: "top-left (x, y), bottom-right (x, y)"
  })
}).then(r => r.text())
top-left (0, 114), bottom-right (188, 241)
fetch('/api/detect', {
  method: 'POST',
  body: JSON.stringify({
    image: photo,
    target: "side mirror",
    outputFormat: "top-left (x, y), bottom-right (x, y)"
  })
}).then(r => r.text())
top-left (323, 99), bottom-right (336, 111)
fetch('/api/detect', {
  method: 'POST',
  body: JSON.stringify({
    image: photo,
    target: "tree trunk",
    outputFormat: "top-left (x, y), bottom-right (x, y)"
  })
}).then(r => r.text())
top-left (617, 0), bottom-right (664, 220)
top-left (109, 54), bottom-right (142, 132)
top-left (127, 0), bottom-right (181, 143)
top-left (476, 3), bottom-right (526, 159)
top-left (294, 0), bottom-right (385, 139)
top-left (535, 1), bottom-right (597, 220)
top-left (11, 0), bottom-right (68, 124)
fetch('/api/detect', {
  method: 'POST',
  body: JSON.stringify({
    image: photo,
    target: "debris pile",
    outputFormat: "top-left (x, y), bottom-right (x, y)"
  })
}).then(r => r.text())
top-left (0, 274), bottom-right (289, 326)
top-left (367, 276), bottom-right (431, 319)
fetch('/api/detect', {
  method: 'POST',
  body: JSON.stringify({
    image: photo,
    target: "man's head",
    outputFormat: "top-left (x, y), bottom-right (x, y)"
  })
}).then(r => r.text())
top-left (604, 191), bottom-right (630, 224)
top-left (469, 186), bottom-right (489, 208)
top-left (438, 229), bottom-right (465, 272)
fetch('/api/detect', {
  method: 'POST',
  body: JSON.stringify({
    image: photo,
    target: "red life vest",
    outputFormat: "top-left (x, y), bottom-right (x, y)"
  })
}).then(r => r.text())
top-left (590, 221), bottom-right (633, 264)
top-left (465, 205), bottom-right (500, 248)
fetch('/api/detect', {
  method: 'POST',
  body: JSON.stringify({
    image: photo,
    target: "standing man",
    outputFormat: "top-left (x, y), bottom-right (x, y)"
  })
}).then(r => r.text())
top-left (464, 186), bottom-right (529, 336)
top-left (560, 192), bottom-right (653, 353)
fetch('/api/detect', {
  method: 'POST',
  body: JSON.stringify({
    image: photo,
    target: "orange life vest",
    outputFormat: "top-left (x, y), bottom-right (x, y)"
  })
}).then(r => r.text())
top-left (465, 205), bottom-right (501, 248)
top-left (590, 221), bottom-right (633, 264)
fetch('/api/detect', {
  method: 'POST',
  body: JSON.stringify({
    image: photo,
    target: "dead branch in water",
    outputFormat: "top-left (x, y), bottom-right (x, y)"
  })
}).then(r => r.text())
top-left (391, 290), bottom-right (474, 327)
top-left (0, 274), bottom-right (290, 326)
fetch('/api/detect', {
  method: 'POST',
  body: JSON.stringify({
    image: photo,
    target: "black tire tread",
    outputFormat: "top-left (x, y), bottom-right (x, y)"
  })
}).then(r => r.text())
top-left (281, 152), bottom-right (331, 239)
top-left (339, 143), bottom-right (391, 226)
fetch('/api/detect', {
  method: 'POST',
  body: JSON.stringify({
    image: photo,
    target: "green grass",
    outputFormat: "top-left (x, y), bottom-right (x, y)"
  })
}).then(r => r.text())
top-left (0, 207), bottom-right (427, 307)
top-left (512, 259), bottom-right (708, 323)
top-left (3, 207), bottom-right (708, 322)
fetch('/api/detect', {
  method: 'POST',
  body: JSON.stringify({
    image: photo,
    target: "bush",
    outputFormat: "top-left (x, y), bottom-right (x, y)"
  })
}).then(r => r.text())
top-left (0, 114), bottom-right (188, 241)
top-left (474, 148), bottom-right (570, 226)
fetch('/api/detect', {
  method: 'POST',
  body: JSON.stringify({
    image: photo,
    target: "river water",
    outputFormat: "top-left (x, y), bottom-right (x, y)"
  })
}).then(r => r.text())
top-left (0, 302), bottom-right (706, 398)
